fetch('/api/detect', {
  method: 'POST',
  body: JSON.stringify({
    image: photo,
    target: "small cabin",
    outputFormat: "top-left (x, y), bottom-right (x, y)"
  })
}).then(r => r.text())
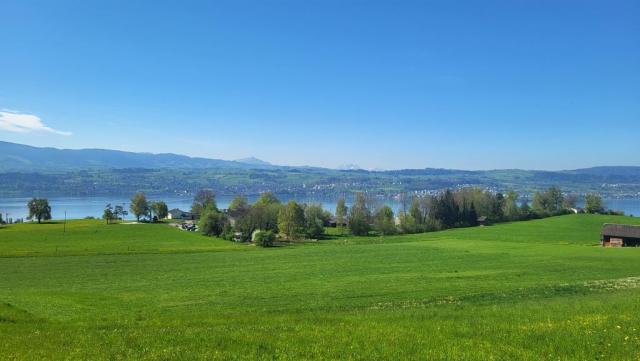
top-left (601, 224), bottom-right (640, 247)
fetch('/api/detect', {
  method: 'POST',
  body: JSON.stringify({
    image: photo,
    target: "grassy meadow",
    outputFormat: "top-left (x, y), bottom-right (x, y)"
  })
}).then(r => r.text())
top-left (1, 215), bottom-right (640, 360)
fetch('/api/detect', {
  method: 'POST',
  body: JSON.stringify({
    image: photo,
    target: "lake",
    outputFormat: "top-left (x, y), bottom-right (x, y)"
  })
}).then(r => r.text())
top-left (0, 195), bottom-right (401, 221)
top-left (1, 196), bottom-right (638, 221)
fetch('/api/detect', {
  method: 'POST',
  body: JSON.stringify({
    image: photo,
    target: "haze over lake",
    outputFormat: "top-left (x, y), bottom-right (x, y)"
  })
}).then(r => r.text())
top-left (1, 196), bottom-right (639, 221)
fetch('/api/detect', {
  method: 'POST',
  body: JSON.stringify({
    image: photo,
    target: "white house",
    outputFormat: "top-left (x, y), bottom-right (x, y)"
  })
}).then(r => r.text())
top-left (167, 208), bottom-right (194, 220)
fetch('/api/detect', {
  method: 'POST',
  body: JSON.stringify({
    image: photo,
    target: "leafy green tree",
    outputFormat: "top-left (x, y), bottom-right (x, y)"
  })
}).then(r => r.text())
top-left (531, 192), bottom-right (547, 213)
top-left (304, 203), bottom-right (327, 239)
top-left (103, 203), bottom-right (115, 224)
top-left (253, 230), bottom-right (275, 247)
top-left (419, 196), bottom-right (432, 225)
top-left (548, 187), bottom-right (564, 211)
top-left (151, 201), bottom-right (169, 220)
top-left (503, 191), bottom-right (521, 220)
top-left (374, 206), bottom-right (396, 235)
top-left (532, 187), bottom-right (564, 214)
top-left (255, 192), bottom-right (280, 207)
top-left (191, 189), bottom-right (217, 215)
top-left (460, 202), bottom-right (479, 227)
top-left (229, 195), bottom-right (250, 214)
top-left (397, 211), bottom-right (416, 234)
top-left (432, 190), bottom-right (459, 228)
top-left (199, 205), bottom-right (229, 236)
top-left (410, 197), bottom-right (424, 229)
top-left (114, 205), bottom-right (127, 221)
top-left (235, 199), bottom-right (282, 241)
top-left (335, 197), bottom-right (347, 232)
top-left (348, 192), bottom-right (371, 236)
top-left (278, 200), bottom-right (305, 240)
top-left (489, 193), bottom-right (505, 221)
top-left (27, 198), bottom-right (51, 224)
top-left (584, 193), bottom-right (605, 214)
top-left (130, 192), bottom-right (150, 222)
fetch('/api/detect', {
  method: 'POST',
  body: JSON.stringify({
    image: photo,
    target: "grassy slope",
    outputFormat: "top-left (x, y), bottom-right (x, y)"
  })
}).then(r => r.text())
top-left (1, 215), bottom-right (640, 360)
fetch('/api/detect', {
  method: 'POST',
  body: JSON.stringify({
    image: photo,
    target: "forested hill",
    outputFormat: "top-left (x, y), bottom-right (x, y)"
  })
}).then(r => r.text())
top-left (0, 141), bottom-right (276, 171)
top-left (0, 141), bottom-right (638, 198)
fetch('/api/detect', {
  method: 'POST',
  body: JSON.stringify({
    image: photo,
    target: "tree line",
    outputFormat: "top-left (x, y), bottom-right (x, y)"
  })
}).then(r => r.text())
top-left (18, 187), bottom-right (615, 232)
top-left (103, 193), bottom-right (169, 224)
top-left (193, 187), bottom-right (615, 246)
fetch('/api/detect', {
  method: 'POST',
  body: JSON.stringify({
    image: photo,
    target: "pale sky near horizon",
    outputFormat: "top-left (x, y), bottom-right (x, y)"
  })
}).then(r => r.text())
top-left (0, 0), bottom-right (638, 170)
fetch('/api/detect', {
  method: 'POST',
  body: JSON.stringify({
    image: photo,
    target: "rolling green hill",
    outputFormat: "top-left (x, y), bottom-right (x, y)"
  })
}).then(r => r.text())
top-left (1, 215), bottom-right (640, 360)
top-left (1, 141), bottom-right (639, 198)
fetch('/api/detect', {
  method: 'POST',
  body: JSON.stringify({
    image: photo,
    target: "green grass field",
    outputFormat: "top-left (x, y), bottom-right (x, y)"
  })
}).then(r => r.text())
top-left (1, 215), bottom-right (640, 360)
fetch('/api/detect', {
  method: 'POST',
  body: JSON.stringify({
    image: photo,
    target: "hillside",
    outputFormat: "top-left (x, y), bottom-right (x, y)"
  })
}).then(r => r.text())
top-left (1, 214), bottom-right (639, 360)
top-left (0, 141), bottom-right (276, 171)
top-left (0, 141), bottom-right (638, 198)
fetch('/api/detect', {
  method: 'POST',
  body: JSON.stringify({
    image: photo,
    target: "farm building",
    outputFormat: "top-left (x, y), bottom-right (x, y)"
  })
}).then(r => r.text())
top-left (167, 208), bottom-right (196, 220)
top-left (329, 216), bottom-right (347, 228)
top-left (601, 224), bottom-right (640, 247)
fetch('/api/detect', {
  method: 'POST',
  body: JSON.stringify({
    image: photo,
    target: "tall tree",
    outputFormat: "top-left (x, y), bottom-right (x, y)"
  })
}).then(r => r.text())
top-left (151, 201), bottom-right (169, 220)
top-left (103, 203), bottom-right (115, 224)
top-left (255, 192), bottom-right (280, 207)
top-left (433, 190), bottom-right (459, 228)
top-left (532, 187), bottom-right (564, 214)
top-left (410, 197), bottom-right (424, 228)
top-left (114, 204), bottom-right (127, 221)
top-left (191, 189), bottom-right (217, 215)
top-left (335, 197), bottom-right (347, 231)
top-left (584, 193), bottom-right (605, 214)
top-left (397, 210), bottom-right (416, 234)
top-left (304, 203), bottom-right (327, 239)
top-left (27, 198), bottom-right (51, 224)
top-left (199, 204), bottom-right (229, 237)
top-left (491, 193), bottom-right (505, 221)
top-left (373, 206), bottom-right (396, 235)
top-left (503, 191), bottom-right (520, 220)
top-left (419, 196), bottom-right (432, 224)
top-left (548, 186), bottom-right (564, 212)
top-left (278, 200), bottom-right (305, 240)
top-left (399, 192), bottom-right (409, 215)
top-left (348, 192), bottom-right (371, 236)
top-left (229, 195), bottom-right (250, 213)
top-left (130, 192), bottom-right (149, 222)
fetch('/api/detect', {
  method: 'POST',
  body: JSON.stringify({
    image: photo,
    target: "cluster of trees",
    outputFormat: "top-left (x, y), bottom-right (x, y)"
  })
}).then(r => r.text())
top-left (346, 187), bottom-right (613, 236)
top-left (196, 191), bottom-right (333, 245)
top-left (531, 187), bottom-right (609, 215)
top-left (193, 187), bottom-right (617, 245)
top-left (19, 187), bottom-right (616, 229)
top-left (584, 193), bottom-right (605, 214)
top-left (103, 193), bottom-right (168, 224)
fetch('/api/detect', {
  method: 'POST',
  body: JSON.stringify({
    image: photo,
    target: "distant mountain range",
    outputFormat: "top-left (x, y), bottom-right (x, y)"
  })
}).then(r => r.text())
top-left (0, 141), bottom-right (276, 171)
top-left (0, 141), bottom-right (638, 198)
top-left (235, 157), bottom-right (272, 167)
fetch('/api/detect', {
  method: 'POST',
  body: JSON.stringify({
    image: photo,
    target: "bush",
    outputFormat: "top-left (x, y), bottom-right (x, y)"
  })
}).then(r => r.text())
top-left (253, 230), bottom-right (275, 247)
top-left (199, 207), bottom-right (229, 237)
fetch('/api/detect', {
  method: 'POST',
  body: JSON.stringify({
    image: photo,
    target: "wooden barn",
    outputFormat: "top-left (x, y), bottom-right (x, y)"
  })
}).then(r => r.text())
top-left (601, 224), bottom-right (640, 247)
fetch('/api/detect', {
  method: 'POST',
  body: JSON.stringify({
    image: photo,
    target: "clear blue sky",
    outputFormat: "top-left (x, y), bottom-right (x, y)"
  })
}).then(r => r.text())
top-left (0, 0), bottom-right (638, 170)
